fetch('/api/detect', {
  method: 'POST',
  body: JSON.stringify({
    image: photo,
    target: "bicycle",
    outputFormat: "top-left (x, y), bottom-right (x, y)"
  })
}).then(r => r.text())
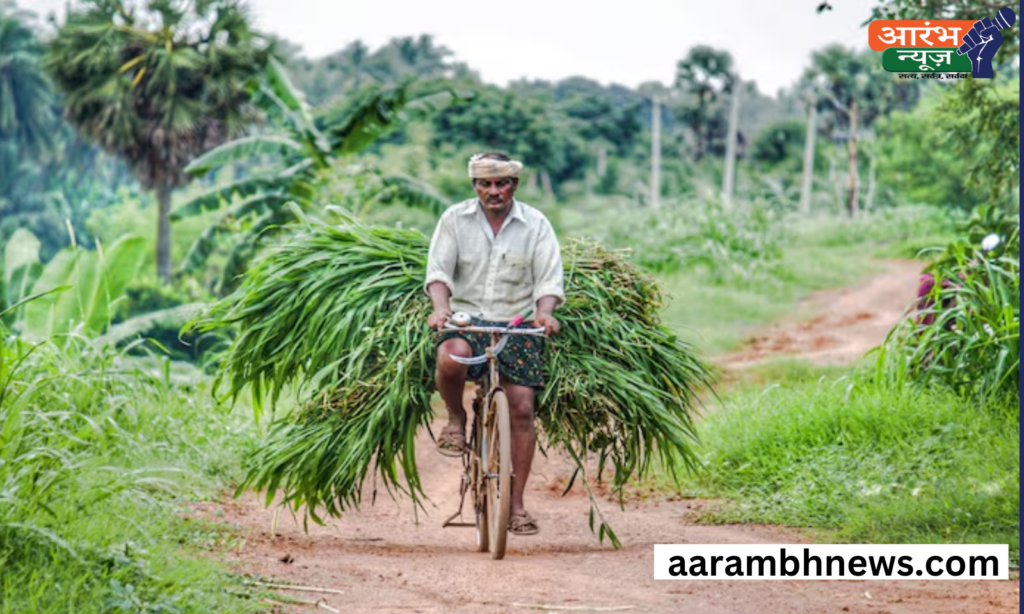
top-left (439, 311), bottom-right (546, 560)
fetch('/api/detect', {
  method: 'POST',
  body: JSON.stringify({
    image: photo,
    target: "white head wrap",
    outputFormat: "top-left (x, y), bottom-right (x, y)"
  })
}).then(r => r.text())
top-left (468, 154), bottom-right (523, 178)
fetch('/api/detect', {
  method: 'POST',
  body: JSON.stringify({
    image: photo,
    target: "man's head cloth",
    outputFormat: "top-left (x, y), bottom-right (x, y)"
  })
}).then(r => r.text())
top-left (468, 153), bottom-right (523, 179)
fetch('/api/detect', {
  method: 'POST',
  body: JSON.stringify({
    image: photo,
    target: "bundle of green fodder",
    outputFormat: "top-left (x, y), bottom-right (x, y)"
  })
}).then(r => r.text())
top-left (195, 209), bottom-right (714, 540)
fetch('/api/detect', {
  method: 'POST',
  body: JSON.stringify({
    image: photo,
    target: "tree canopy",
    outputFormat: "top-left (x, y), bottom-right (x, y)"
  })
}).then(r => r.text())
top-left (43, 0), bottom-right (273, 281)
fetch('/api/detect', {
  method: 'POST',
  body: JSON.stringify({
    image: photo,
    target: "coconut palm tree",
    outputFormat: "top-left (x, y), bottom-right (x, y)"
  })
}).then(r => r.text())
top-left (43, 0), bottom-right (272, 282)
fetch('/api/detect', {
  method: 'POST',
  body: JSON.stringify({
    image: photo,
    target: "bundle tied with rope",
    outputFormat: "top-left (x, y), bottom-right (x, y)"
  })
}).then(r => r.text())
top-left (192, 206), bottom-right (714, 545)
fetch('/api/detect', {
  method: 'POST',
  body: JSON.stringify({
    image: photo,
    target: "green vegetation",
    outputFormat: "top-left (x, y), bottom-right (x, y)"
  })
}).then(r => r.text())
top-left (3, 230), bottom-right (146, 340)
top-left (175, 58), bottom-right (458, 293)
top-left (0, 1), bottom-right (134, 259)
top-left (555, 201), bottom-right (956, 352)
top-left (878, 206), bottom-right (1020, 399)
top-left (0, 328), bottom-right (261, 613)
top-left (686, 370), bottom-right (1019, 561)
top-left (648, 203), bottom-right (1017, 562)
top-left (43, 0), bottom-right (273, 282)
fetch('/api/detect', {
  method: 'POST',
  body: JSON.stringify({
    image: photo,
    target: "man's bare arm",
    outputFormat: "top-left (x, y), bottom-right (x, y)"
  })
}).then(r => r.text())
top-left (427, 282), bottom-right (453, 330)
top-left (534, 295), bottom-right (561, 336)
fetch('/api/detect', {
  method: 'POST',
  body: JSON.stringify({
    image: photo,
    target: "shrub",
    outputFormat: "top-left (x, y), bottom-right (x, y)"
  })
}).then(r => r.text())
top-left (877, 205), bottom-right (1019, 399)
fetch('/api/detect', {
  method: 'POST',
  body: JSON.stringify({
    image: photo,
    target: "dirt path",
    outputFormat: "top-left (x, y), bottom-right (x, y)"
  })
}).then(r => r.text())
top-left (718, 259), bottom-right (924, 368)
top-left (192, 260), bottom-right (1018, 614)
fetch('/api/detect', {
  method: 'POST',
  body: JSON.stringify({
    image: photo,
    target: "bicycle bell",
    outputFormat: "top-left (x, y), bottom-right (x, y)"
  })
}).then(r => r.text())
top-left (451, 311), bottom-right (473, 327)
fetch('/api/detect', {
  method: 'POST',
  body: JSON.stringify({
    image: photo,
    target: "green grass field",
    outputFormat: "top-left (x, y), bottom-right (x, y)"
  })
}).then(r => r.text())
top-left (657, 243), bottom-right (883, 353)
top-left (678, 366), bottom-right (1019, 563)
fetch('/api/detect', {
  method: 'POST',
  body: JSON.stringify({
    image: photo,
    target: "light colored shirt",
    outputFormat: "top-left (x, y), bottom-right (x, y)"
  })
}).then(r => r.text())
top-left (425, 198), bottom-right (565, 321)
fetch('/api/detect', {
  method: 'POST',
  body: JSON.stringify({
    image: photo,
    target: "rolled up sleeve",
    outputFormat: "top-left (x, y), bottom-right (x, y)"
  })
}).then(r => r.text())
top-left (425, 211), bottom-right (457, 295)
top-left (531, 217), bottom-right (565, 309)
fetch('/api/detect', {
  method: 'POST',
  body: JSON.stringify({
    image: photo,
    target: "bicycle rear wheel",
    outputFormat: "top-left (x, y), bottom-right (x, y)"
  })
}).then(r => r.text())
top-left (484, 389), bottom-right (512, 559)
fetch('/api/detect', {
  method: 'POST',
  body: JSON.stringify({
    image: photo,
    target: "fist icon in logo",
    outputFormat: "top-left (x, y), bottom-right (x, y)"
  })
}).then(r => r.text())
top-left (956, 7), bottom-right (1016, 78)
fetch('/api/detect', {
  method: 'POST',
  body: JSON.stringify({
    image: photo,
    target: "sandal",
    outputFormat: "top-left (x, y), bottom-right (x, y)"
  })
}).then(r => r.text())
top-left (508, 511), bottom-right (540, 536)
top-left (436, 424), bottom-right (466, 457)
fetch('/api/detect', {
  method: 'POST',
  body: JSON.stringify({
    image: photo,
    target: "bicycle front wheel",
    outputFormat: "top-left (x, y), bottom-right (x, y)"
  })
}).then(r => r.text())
top-left (472, 403), bottom-right (489, 553)
top-left (484, 389), bottom-right (512, 559)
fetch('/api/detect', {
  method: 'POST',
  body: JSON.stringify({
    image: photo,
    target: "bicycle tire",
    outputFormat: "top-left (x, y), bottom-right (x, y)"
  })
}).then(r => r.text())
top-left (472, 403), bottom-right (488, 553)
top-left (485, 389), bottom-right (512, 559)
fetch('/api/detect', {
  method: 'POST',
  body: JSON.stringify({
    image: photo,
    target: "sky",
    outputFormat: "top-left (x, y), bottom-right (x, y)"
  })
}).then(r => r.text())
top-left (22, 0), bottom-right (880, 96)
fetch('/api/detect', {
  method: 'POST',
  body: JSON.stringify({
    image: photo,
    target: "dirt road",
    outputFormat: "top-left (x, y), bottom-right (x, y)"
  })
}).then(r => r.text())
top-left (718, 260), bottom-right (924, 368)
top-left (194, 260), bottom-right (1019, 614)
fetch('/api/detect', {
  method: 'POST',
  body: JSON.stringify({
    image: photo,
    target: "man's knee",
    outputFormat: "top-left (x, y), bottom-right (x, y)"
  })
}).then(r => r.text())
top-left (437, 338), bottom-right (472, 375)
top-left (505, 386), bottom-right (535, 427)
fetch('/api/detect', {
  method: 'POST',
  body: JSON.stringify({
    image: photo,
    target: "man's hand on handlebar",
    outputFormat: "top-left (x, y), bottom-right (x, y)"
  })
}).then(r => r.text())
top-left (428, 310), bottom-right (452, 331)
top-left (533, 314), bottom-right (560, 337)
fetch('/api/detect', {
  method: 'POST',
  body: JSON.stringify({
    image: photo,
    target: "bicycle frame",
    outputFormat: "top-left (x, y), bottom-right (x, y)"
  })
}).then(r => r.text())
top-left (439, 320), bottom-right (545, 556)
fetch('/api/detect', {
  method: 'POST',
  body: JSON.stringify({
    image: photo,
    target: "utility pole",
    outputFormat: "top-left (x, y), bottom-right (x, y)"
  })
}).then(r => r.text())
top-left (722, 78), bottom-right (741, 208)
top-left (651, 94), bottom-right (661, 209)
top-left (846, 98), bottom-right (859, 218)
top-left (864, 150), bottom-right (877, 212)
top-left (799, 101), bottom-right (817, 215)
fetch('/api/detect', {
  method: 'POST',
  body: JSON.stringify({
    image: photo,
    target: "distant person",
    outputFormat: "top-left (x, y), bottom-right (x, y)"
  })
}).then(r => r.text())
top-left (915, 272), bottom-right (955, 328)
top-left (914, 233), bottom-right (1001, 328)
top-left (423, 152), bottom-right (564, 536)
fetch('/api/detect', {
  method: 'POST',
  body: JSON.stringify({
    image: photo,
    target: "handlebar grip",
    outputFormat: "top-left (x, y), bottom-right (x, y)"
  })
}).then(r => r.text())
top-left (509, 307), bottom-right (534, 328)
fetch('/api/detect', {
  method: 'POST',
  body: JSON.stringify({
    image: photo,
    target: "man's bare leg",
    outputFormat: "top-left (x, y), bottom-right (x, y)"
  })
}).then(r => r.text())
top-left (436, 338), bottom-right (472, 446)
top-left (503, 382), bottom-right (536, 521)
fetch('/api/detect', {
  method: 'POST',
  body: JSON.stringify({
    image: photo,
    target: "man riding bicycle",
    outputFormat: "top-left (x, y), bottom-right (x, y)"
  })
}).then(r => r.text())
top-left (424, 152), bottom-right (564, 536)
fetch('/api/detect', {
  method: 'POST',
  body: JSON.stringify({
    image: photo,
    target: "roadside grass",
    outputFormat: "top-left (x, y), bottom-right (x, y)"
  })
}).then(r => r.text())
top-left (656, 207), bottom-right (954, 354)
top-left (0, 508), bottom-right (256, 614)
top-left (0, 337), bottom-right (266, 614)
top-left (671, 362), bottom-right (1019, 563)
top-left (712, 357), bottom-right (852, 390)
top-left (657, 240), bottom-right (879, 353)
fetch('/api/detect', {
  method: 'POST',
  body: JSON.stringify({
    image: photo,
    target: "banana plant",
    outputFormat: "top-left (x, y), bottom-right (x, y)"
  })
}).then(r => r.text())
top-left (1, 228), bottom-right (204, 352)
top-left (1, 229), bottom-right (44, 327)
top-left (174, 58), bottom-right (463, 293)
top-left (18, 235), bottom-right (146, 341)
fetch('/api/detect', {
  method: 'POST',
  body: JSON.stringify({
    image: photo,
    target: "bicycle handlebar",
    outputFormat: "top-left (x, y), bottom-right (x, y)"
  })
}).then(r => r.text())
top-left (442, 319), bottom-right (547, 366)
top-left (442, 322), bottom-right (547, 336)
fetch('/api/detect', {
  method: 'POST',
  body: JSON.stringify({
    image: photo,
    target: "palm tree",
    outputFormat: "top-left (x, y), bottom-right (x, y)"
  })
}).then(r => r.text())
top-left (803, 46), bottom-right (911, 217)
top-left (43, 0), bottom-right (272, 282)
top-left (173, 58), bottom-right (459, 293)
top-left (673, 45), bottom-right (736, 161)
top-left (0, 1), bottom-right (54, 155)
top-left (0, 1), bottom-right (64, 252)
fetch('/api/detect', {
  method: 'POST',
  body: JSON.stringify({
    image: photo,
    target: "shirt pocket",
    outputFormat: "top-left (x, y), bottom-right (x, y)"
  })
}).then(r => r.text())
top-left (497, 252), bottom-right (531, 286)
